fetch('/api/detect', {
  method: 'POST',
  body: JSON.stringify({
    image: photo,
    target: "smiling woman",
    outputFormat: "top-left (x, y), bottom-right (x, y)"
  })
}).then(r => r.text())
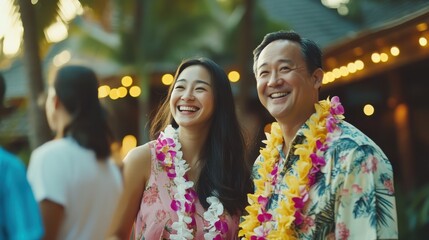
top-left (108, 57), bottom-right (253, 240)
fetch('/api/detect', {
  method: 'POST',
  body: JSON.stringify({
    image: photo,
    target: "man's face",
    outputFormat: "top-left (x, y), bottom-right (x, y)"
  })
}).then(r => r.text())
top-left (255, 39), bottom-right (321, 124)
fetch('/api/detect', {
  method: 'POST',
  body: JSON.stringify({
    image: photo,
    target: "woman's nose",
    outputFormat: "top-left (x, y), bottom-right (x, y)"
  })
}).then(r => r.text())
top-left (181, 90), bottom-right (195, 101)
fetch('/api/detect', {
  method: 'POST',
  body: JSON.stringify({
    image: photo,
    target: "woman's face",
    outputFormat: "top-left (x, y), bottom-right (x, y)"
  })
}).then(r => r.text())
top-left (45, 86), bottom-right (58, 132)
top-left (170, 65), bottom-right (215, 129)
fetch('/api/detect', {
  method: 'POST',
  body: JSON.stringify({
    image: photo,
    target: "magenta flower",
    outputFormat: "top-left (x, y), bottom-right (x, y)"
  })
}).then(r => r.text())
top-left (215, 219), bottom-right (229, 234)
top-left (250, 236), bottom-right (266, 240)
top-left (257, 196), bottom-right (269, 209)
top-left (257, 211), bottom-right (273, 222)
top-left (292, 197), bottom-right (305, 209)
top-left (330, 96), bottom-right (345, 115)
top-left (155, 137), bottom-right (176, 165)
top-left (294, 211), bottom-right (304, 225)
top-left (326, 116), bottom-right (338, 133)
top-left (310, 153), bottom-right (326, 167)
top-left (171, 199), bottom-right (181, 211)
top-left (166, 167), bottom-right (176, 179)
top-left (213, 234), bottom-right (222, 240)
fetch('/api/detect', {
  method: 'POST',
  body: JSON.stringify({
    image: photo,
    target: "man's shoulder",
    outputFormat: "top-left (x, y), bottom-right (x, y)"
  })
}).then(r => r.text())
top-left (332, 120), bottom-right (388, 159)
top-left (0, 147), bottom-right (26, 173)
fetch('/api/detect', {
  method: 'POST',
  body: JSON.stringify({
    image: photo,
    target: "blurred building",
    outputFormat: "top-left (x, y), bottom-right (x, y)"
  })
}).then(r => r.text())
top-left (258, 0), bottom-right (429, 190)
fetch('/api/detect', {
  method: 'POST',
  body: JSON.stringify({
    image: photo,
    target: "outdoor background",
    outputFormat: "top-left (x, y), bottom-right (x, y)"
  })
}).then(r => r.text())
top-left (1, 0), bottom-right (428, 238)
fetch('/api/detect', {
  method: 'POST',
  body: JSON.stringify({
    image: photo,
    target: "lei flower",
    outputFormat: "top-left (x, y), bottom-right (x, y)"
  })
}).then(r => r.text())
top-left (239, 96), bottom-right (345, 240)
top-left (156, 125), bottom-right (228, 240)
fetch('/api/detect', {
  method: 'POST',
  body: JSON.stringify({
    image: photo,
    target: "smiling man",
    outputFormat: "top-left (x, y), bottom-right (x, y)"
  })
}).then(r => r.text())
top-left (239, 31), bottom-right (398, 240)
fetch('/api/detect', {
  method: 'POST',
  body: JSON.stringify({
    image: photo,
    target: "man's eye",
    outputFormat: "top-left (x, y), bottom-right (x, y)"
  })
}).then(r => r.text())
top-left (280, 66), bottom-right (291, 71)
top-left (259, 71), bottom-right (268, 77)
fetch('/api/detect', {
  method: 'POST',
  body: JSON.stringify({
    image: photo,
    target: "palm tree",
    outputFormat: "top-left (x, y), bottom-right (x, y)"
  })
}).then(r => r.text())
top-left (14, 0), bottom-right (109, 149)
top-left (17, 0), bottom-right (51, 149)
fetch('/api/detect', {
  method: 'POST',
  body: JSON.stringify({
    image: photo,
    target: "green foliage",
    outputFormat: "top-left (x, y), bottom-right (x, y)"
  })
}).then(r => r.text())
top-left (396, 184), bottom-right (429, 238)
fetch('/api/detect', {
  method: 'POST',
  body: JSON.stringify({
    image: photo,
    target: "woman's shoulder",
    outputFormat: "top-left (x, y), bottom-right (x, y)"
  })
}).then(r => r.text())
top-left (124, 141), bottom-right (155, 164)
top-left (122, 141), bottom-right (156, 181)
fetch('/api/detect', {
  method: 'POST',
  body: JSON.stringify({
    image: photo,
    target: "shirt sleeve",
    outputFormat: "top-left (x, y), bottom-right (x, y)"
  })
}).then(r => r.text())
top-left (1, 154), bottom-right (44, 240)
top-left (27, 144), bottom-right (69, 206)
top-left (335, 144), bottom-right (398, 240)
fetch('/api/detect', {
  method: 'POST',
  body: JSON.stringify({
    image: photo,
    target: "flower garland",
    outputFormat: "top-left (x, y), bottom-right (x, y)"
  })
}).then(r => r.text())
top-left (155, 125), bottom-right (229, 240)
top-left (239, 96), bottom-right (345, 240)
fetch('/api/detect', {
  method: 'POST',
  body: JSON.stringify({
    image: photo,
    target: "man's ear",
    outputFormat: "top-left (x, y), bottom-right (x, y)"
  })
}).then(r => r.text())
top-left (312, 68), bottom-right (324, 89)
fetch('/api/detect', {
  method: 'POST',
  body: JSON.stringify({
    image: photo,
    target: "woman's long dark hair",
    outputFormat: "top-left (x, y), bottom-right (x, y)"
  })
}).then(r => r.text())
top-left (54, 65), bottom-right (112, 160)
top-left (150, 58), bottom-right (253, 215)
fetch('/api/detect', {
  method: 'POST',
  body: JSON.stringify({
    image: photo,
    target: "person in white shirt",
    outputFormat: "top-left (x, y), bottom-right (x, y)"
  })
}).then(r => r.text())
top-left (28, 65), bottom-right (123, 240)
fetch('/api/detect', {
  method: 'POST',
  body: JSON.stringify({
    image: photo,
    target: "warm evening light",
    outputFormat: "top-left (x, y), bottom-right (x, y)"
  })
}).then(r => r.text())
top-left (121, 76), bottom-right (133, 87)
top-left (44, 20), bottom-right (68, 43)
top-left (347, 62), bottom-right (357, 73)
top-left (363, 104), bottom-right (375, 116)
top-left (371, 53), bottom-right (381, 63)
top-left (390, 46), bottom-right (400, 56)
top-left (121, 135), bottom-right (137, 159)
top-left (380, 53), bottom-right (389, 62)
top-left (53, 50), bottom-right (71, 67)
top-left (355, 60), bottom-right (364, 70)
top-left (419, 37), bottom-right (428, 46)
top-left (117, 87), bottom-right (128, 98)
top-left (98, 85), bottom-right (111, 98)
top-left (162, 74), bottom-right (174, 85)
top-left (129, 86), bottom-right (141, 97)
top-left (228, 71), bottom-right (240, 82)
top-left (416, 23), bottom-right (428, 32)
top-left (109, 88), bottom-right (119, 100)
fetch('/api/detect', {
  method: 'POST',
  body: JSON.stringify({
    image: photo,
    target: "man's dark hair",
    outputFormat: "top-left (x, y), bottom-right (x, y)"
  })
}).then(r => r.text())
top-left (253, 30), bottom-right (323, 74)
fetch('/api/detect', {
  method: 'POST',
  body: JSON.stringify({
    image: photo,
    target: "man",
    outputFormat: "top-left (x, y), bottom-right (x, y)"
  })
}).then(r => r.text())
top-left (0, 73), bottom-right (44, 239)
top-left (239, 31), bottom-right (398, 239)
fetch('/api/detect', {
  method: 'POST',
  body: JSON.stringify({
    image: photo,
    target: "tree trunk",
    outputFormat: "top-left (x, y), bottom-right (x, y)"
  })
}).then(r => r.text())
top-left (18, 0), bottom-right (51, 149)
top-left (136, 0), bottom-right (152, 143)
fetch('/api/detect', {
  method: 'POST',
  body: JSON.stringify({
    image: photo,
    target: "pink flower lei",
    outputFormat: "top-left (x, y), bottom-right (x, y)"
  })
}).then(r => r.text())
top-left (155, 125), bottom-right (229, 240)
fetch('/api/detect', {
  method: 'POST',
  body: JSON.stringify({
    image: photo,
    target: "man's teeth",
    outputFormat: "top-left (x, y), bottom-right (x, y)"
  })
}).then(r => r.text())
top-left (270, 92), bottom-right (288, 98)
top-left (179, 106), bottom-right (198, 112)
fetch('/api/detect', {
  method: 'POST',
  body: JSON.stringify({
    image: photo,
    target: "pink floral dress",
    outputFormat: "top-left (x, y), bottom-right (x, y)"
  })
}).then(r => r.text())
top-left (134, 142), bottom-right (240, 240)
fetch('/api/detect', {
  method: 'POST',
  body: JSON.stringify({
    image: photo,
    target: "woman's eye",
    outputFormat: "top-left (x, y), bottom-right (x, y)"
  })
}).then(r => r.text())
top-left (174, 85), bottom-right (185, 89)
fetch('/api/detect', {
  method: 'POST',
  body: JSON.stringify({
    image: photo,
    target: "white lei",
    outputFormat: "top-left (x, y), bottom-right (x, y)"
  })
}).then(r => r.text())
top-left (156, 125), bottom-right (228, 240)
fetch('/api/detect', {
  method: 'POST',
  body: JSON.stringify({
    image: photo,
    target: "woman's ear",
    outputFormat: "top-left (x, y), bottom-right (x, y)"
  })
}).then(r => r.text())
top-left (312, 68), bottom-right (324, 89)
top-left (53, 94), bottom-right (61, 109)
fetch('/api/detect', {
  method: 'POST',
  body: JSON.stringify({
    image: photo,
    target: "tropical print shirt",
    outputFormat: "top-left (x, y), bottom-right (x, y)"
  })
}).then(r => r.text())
top-left (252, 120), bottom-right (398, 240)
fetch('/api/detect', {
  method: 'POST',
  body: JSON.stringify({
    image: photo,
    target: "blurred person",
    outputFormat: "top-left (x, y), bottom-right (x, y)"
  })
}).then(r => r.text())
top-left (239, 31), bottom-right (398, 239)
top-left (108, 57), bottom-right (253, 239)
top-left (27, 65), bottom-right (123, 240)
top-left (0, 73), bottom-right (44, 240)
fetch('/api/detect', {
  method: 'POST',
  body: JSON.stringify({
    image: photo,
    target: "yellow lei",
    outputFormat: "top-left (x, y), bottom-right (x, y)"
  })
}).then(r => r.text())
top-left (239, 97), bottom-right (344, 240)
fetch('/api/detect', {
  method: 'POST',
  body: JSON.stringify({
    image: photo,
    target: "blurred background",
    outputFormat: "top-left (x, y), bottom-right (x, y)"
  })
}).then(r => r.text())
top-left (1, 0), bottom-right (428, 238)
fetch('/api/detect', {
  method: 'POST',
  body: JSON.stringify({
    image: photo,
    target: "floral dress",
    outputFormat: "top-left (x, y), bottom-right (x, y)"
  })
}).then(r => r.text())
top-left (134, 142), bottom-right (240, 240)
top-left (252, 120), bottom-right (398, 240)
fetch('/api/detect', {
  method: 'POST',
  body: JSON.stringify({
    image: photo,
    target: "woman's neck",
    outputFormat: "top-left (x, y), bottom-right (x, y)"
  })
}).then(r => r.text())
top-left (177, 126), bottom-right (209, 181)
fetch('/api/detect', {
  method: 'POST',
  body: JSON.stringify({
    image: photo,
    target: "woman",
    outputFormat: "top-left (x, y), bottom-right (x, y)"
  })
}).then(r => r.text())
top-left (27, 65), bottom-right (123, 240)
top-left (109, 58), bottom-right (253, 239)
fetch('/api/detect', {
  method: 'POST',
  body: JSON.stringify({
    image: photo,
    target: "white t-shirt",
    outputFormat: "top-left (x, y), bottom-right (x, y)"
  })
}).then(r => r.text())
top-left (27, 138), bottom-right (123, 240)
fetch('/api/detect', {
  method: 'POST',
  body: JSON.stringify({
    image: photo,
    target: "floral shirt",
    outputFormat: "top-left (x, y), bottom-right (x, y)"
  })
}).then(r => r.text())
top-left (252, 120), bottom-right (398, 240)
top-left (134, 142), bottom-right (240, 240)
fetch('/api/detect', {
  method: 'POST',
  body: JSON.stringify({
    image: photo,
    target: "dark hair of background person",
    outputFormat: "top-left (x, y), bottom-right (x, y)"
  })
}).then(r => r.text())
top-left (54, 65), bottom-right (113, 159)
top-left (253, 30), bottom-right (323, 75)
top-left (150, 57), bottom-right (253, 215)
